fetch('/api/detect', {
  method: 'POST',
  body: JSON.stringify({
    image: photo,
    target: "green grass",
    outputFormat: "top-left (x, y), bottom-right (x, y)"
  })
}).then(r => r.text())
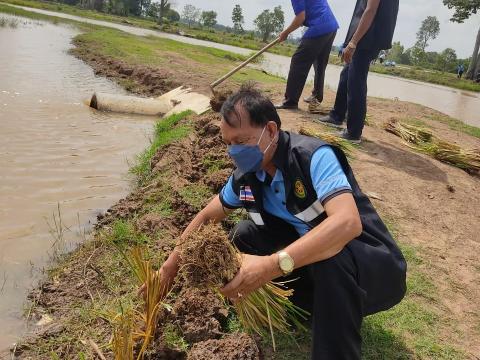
top-left (361, 243), bottom-right (464, 359)
top-left (202, 155), bottom-right (230, 174)
top-left (109, 219), bottom-right (147, 247)
top-left (428, 114), bottom-right (480, 139)
top-left (73, 27), bottom-right (284, 85)
top-left (178, 184), bottom-right (213, 211)
top-left (129, 111), bottom-right (192, 186)
top-left (163, 323), bottom-right (189, 352)
top-left (371, 64), bottom-right (480, 93)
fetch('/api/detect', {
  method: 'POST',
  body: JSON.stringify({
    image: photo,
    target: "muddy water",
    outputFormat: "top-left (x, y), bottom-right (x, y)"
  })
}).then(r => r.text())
top-left (0, 15), bottom-right (154, 348)
top-left (7, 4), bottom-right (480, 127)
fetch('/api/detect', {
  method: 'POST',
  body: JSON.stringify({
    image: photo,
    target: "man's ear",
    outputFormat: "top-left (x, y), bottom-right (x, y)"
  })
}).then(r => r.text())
top-left (267, 121), bottom-right (278, 138)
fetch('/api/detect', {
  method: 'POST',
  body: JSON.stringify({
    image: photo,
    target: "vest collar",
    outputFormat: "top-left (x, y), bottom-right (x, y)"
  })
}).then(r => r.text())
top-left (272, 130), bottom-right (289, 172)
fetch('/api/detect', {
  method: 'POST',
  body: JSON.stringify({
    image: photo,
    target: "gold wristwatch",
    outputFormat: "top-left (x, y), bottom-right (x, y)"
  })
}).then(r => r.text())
top-left (277, 251), bottom-right (294, 275)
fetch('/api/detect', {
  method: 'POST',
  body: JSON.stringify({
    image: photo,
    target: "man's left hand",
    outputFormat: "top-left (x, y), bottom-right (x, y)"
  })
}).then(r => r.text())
top-left (342, 44), bottom-right (356, 64)
top-left (220, 254), bottom-right (281, 302)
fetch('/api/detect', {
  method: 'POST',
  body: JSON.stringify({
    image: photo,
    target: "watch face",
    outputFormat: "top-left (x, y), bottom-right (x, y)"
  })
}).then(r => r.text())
top-left (280, 256), bottom-right (294, 271)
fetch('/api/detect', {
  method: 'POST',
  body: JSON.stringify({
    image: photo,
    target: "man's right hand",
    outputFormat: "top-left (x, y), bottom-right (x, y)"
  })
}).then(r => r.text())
top-left (137, 249), bottom-right (180, 299)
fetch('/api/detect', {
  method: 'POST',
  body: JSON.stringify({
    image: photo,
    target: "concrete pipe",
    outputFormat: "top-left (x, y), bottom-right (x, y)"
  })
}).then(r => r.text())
top-left (90, 92), bottom-right (173, 116)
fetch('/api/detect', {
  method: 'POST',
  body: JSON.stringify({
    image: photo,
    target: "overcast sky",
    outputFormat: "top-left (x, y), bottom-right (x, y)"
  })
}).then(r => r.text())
top-left (170, 0), bottom-right (479, 58)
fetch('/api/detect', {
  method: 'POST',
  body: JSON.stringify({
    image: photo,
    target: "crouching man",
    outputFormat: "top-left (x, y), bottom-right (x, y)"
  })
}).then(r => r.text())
top-left (153, 86), bottom-right (406, 359)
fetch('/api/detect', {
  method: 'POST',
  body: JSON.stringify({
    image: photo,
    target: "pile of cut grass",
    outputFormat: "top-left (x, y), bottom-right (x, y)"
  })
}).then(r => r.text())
top-left (299, 126), bottom-right (357, 157)
top-left (384, 120), bottom-right (480, 173)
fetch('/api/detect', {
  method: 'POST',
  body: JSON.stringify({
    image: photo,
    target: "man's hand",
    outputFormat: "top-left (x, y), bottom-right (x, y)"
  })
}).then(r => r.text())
top-left (220, 254), bottom-right (282, 302)
top-left (138, 249), bottom-right (180, 299)
top-left (342, 43), bottom-right (356, 64)
top-left (278, 30), bottom-right (290, 42)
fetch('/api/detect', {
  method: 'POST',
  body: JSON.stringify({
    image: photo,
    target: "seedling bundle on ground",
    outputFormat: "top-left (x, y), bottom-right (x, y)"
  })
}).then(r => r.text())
top-left (110, 223), bottom-right (308, 358)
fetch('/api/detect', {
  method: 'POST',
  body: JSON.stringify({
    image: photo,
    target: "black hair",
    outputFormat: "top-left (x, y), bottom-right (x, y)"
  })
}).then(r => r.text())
top-left (220, 83), bottom-right (281, 129)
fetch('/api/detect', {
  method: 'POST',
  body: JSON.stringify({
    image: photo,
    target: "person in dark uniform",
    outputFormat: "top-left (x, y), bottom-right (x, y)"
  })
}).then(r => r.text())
top-left (151, 87), bottom-right (407, 359)
top-left (275, 0), bottom-right (338, 110)
top-left (319, 0), bottom-right (399, 143)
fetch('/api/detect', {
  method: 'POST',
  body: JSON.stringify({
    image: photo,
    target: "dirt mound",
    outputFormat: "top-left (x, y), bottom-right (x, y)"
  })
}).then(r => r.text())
top-left (205, 168), bottom-right (233, 192)
top-left (187, 333), bottom-right (260, 360)
top-left (71, 43), bottom-right (179, 97)
top-left (210, 89), bottom-right (233, 112)
top-left (172, 288), bottom-right (228, 343)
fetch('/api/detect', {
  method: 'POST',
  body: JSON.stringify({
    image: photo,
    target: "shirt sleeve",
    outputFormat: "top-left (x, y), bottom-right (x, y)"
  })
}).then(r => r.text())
top-left (291, 0), bottom-right (305, 15)
top-left (219, 175), bottom-right (243, 209)
top-left (310, 146), bottom-right (352, 204)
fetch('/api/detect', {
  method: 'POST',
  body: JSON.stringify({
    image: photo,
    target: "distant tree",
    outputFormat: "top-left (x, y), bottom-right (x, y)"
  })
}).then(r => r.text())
top-left (127, 0), bottom-right (142, 16)
top-left (201, 10), bottom-right (217, 28)
top-left (232, 4), bottom-right (244, 33)
top-left (138, 0), bottom-right (150, 16)
top-left (436, 48), bottom-right (457, 72)
top-left (410, 45), bottom-right (427, 66)
top-left (254, 6), bottom-right (285, 42)
top-left (416, 16), bottom-right (440, 52)
top-left (443, 0), bottom-right (480, 79)
top-left (156, 0), bottom-right (170, 25)
top-left (182, 4), bottom-right (200, 28)
top-left (389, 41), bottom-right (404, 63)
top-left (166, 8), bottom-right (179, 22)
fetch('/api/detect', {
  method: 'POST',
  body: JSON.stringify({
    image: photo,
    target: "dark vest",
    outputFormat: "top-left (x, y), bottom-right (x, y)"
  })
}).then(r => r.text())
top-left (344, 0), bottom-right (399, 50)
top-left (228, 131), bottom-right (406, 315)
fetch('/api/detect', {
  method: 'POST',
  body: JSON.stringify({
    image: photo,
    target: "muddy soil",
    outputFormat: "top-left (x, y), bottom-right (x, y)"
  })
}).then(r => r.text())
top-left (188, 333), bottom-right (260, 360)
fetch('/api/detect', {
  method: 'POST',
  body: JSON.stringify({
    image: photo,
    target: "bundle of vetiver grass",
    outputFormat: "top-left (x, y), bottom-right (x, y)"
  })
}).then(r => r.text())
top-left (299, 126), bottom-right (357, 157)
top-left (421, 140), bottom-right (480, 173)
top-left (384, 120), bottom-right (433, 144)
top-left (384, 120), bottom-right (480, 173)
top-left (111, 246), bottom-right (168, 359)
top-left (179, 223), bottom-right (309, 350)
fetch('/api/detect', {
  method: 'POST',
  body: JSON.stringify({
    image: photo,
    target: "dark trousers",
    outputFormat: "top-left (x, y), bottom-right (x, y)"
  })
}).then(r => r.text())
top-left (284, 31), bottom-right (337, 106)
top-left (230, 220), bottom-right (365, 360)
top-left (330, 48), bottom-right (380, 138)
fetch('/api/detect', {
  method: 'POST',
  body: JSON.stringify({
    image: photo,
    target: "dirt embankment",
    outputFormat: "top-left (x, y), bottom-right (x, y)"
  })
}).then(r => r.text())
top-left (12, 113), bottom-right (271, 359)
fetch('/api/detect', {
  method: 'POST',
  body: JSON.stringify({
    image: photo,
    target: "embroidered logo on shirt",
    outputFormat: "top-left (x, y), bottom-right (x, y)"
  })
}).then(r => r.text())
top-left (239, 186), bottom-right (255, 202)
top-left (294, 179), bottom-right (306, 199)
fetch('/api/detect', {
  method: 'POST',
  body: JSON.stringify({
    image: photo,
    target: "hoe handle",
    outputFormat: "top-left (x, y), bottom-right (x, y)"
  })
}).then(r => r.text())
top-left (209, 37), bottom-right (281, 90)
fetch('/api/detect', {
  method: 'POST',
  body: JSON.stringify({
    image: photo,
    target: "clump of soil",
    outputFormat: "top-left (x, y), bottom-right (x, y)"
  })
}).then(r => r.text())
top-left (179, 223), bottom-right (240, 287)
top-left (205, 168), bottom-right (233, 192)
top-left (171, 287), bottom-right (228, 343)
top-left (187, 333), bottom-right (260, 360)
top-left (210, 89), bottom-right (233, 112)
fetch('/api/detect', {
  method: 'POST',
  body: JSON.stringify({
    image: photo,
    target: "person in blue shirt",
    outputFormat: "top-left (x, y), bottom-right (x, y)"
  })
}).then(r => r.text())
top-left (147, 86), bottom-right (406, 359)
top-left (457, 64), bottom-right (465, 78)
top-left (275, 0), bottom-right (338, 110)
top-left (318, 0), bottom-right (399, 143)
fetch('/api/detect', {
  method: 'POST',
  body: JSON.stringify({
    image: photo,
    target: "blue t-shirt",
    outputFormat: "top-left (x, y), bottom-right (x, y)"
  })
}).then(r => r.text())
top-left (291, 0), bottom-right (339, 38)
top-left (220, 146), bottom-right (352, 236)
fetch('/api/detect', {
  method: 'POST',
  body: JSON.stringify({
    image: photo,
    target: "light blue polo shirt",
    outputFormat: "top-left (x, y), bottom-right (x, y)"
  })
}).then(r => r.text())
top-left (291, 0), bottom-right (339, 39)
top-left (220, 146), bottom-right (352, 236)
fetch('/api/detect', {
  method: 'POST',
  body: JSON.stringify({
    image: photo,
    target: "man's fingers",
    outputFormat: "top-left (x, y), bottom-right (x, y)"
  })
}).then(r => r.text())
top-left (220, 272), bottom-right (244, 298)
top-left (137, 283), bottom-right (145, 295)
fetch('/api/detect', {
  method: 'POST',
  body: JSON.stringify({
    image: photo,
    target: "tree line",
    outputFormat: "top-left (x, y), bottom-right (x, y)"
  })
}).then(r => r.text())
top-left (55, 0), bottom-right (478, 80)
top-left (57, 0), bottom-right (287, 42)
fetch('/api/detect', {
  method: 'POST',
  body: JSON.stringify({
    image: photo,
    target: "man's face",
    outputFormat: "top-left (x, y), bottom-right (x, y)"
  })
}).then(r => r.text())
top-left (220, 104), bottom-right (278, 168)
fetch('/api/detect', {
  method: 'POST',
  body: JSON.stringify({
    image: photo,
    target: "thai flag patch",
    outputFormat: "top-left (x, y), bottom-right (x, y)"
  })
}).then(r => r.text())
top-left (240, 186), bottom-right (255, 202)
